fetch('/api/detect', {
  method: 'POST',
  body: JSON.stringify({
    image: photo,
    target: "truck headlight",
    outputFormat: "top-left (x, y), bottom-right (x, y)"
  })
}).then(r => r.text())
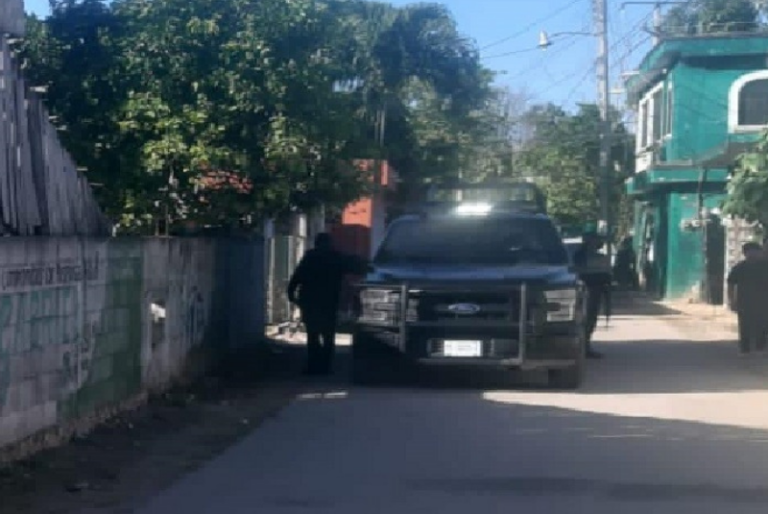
top-left (359, 288), bottom-right (401, 323)
top-left (544, 288), bottom-right (577, 322)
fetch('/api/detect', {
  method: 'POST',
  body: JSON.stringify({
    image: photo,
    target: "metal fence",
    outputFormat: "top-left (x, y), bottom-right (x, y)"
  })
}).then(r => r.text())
top-left (0, 35), bottom-right (111, 236)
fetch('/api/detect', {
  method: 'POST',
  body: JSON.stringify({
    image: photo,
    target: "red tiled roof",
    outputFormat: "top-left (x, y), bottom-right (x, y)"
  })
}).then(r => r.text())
top-left (198, 170), bottom-right (253, 194)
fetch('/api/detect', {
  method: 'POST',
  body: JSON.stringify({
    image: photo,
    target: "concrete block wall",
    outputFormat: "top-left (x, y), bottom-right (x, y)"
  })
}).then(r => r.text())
top-left (0, 236), bottom-right (264, 459)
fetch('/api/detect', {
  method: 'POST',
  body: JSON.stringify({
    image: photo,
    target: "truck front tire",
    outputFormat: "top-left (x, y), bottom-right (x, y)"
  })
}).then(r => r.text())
top-left (547, 363), bottom-right (583, 390)
top-left (547, 331), bottom-right (585, 390)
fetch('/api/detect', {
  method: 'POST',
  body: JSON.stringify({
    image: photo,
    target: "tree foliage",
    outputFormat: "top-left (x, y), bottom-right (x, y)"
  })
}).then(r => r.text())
top-left (509, 103), bottom-right (635, 233)
top-left (21, 0), bottom-right (492, 233)
top-left (660, 0), bottom-right (761, 36)
top-left (723, 131), bottom-right (768, 228)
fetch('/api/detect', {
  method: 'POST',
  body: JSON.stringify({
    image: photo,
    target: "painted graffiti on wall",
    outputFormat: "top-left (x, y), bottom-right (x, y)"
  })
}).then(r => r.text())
top-left (61, 319), bottom-right (107, 394)
top-left (0, 255), bottom-right (100, 291)
top-left (0, 286), bottom-right (78, 353)
top-left (0, 252), bottom-right (106, 416)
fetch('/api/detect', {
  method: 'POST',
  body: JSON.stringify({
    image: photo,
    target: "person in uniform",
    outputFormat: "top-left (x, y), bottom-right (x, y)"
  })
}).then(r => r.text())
top-left (573, 231), bottom-right (612, 359)
top-left (727, 241), bottom-right (768, 356)
top-left (613, 235), bottom-right (638, 290)
top-left (288, 233), bottom-right (368, 375)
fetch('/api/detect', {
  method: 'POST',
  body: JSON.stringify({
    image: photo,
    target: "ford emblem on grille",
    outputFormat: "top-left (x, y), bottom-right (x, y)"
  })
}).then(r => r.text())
top-left (447, 303), bottom-right (481, 315)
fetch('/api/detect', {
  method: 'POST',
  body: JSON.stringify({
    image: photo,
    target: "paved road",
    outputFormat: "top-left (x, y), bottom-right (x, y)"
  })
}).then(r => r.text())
top-left (133, 307), bottom-right (768, 514)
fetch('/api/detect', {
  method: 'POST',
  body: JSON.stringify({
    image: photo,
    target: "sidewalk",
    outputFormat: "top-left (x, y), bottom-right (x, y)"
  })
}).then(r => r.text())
top-left (662, 298), bottom-right (738, 336)
top-left (596, 290), bottom-right (738, 342)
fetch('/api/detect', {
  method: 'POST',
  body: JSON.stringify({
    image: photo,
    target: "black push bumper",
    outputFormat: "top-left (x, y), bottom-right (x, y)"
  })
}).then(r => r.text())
top-left (355, 282), bottom-right (583, 370)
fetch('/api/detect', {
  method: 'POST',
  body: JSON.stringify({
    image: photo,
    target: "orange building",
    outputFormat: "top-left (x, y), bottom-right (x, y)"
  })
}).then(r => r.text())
top-left (330, 159), bottom-right (398, 260)
top-left (330, 160), bottom-right (398, 320)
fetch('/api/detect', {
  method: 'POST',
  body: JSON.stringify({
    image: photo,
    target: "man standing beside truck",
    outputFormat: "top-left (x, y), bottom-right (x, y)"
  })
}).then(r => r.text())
top-left (287, 233), bottom-right (368, 375)
top-left (573, 231), bottom-right (612, 359)
top-left (727, 241), bottom-right (768, 356)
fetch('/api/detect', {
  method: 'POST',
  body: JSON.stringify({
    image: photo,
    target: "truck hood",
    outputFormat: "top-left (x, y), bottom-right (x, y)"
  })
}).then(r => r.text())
top-left (366, 264), bottom-right (575, 285)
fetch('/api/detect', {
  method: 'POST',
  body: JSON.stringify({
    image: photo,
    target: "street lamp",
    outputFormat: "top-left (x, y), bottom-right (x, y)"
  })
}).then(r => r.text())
top-left (538, 31), bottom-right (594, 49)
top-left (537, 16), bottom-right (613, 264)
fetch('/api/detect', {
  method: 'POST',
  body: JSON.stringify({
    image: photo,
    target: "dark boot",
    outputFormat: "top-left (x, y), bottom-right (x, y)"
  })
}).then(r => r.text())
top-left (587, 349), bottom-right (603, 359)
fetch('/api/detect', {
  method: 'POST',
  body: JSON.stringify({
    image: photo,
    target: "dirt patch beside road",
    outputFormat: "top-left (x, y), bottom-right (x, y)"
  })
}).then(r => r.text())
top-left (0, 342), bottom-right (307, 514)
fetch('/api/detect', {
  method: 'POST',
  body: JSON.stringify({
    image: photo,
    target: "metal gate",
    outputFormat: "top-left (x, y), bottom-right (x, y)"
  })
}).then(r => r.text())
top-left (266, 235), bottom-right (305, 326)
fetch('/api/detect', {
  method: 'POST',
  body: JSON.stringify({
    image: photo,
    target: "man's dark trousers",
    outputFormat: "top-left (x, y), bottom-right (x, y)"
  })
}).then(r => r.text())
top-left (585, 286), bottom-right (602, 346)
top-left (737, 309), bottom-right (767, 353)
top-left (302, 306), bottom-right (337, 373)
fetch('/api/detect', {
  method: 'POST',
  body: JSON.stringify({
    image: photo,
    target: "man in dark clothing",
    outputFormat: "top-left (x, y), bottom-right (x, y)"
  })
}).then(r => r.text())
top-left (613, 236), bottom-right (638, 290)
top-left (727, 241), bottom-right (768, 356)
top-left (573, 232), bottom-right (612, 359)
top-left (287, 233), bottom-right (367, 375)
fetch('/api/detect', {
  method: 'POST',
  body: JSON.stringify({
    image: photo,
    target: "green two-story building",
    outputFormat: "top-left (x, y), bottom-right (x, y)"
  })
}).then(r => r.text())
top-left (625, 33), bottom-right (768, 301)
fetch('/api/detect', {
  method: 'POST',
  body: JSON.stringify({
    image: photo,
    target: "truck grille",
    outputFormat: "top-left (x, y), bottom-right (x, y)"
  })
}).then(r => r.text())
top-left (410, 291), bottom-right (520, 322)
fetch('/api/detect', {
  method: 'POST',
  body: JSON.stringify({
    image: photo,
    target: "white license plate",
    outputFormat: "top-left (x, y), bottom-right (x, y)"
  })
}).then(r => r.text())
top-left (443, 340), bottom-right (483, 358)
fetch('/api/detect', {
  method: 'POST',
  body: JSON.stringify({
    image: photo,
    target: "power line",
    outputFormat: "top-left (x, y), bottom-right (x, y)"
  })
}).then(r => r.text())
top-left (496, 9), bottom-right (652, 86)
top-left (533, 18), bottom-right (652, 103)
top-left (494, 34), bottom-right (583, 78)
top-left (479, 0), bottom-right (587, 51)
top-left (483, 46), bottom-right (542, 60)
top-left (562, 65), bottom-right (597, 104)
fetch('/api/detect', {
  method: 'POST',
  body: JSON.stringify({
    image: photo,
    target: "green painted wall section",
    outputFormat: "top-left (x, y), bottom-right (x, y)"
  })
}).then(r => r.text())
top-left (658, 38), bottom-right (767, 70)
top-left (632, 189), bottom-right (727, 300)
top-left (665, 193), bottom-right (701, 299)
top-left (629, 35), bottom-right (768, 85)
top-left (625, 36), bottom-right (768, 300)
top-left (665, 60), bottom-right (764, 163)
top-left (664, 192), bottom-right (726, 299)
top-left (0, 237), bottom-right (266, 452)
top-left (57, 242), bottom-right (145, 421)
top-left (628, 169), bottom-right (730, 193)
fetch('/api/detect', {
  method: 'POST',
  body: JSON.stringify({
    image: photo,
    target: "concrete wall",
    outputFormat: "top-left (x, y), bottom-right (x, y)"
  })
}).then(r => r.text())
top-left (0, 236), bottom-right (264, 459)
top-left (0, 0), bottom-right (25, 37)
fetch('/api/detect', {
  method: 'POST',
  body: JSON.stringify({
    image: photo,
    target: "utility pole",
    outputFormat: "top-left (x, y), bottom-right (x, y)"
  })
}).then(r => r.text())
top-left (620, 2), bottom-right (689, 45)
top-left (594, 0), bottom-right (612, 260)
top-left (652, 3), bottom-right (663, 44)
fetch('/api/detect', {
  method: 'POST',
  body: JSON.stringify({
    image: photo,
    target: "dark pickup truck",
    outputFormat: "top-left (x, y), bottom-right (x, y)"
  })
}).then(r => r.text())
top-left (351, 200), bottom-right (588, 389)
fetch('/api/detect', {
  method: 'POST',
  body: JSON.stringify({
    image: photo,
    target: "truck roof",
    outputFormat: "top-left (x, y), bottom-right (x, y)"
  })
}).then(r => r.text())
top-left (398, 199), bottom-right (548, 220)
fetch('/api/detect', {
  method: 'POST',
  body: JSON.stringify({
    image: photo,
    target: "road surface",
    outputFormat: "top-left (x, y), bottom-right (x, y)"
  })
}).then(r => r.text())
top-left (131, 304), bottom-right (768, 514)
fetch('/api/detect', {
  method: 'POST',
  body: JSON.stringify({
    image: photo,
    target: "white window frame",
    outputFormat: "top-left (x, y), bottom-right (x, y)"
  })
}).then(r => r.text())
top-left (636, 101), bottom-right (648, 152)
top-left (728, 70), bottom-right (768, 132)
top-left (636, 82), bottom-right (665, 152)
top-left (663, 83), bottom-right (673, 139)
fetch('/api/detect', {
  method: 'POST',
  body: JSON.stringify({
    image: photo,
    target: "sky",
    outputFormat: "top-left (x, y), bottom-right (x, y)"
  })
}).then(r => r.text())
top-left (23, 0), bottom-right (659, 117)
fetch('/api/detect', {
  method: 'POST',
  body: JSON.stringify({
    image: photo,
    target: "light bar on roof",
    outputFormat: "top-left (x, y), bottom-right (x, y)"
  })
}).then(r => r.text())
top-left (456, 202), bottom-right (492, 216)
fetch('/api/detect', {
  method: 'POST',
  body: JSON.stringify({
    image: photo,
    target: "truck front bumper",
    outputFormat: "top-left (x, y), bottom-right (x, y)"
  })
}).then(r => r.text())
top-left (355, 282), bottom-right (583, 370)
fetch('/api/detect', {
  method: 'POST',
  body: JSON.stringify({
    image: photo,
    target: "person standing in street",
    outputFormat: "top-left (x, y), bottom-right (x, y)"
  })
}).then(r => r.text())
top-left (287, 233), bottom-right (368, 375)
top-left (573, 231), bottom-right (612, 359)
top-left (727, 241), bottom-right (768, 356)
top-left (613, 236), bottom-right (638, 290)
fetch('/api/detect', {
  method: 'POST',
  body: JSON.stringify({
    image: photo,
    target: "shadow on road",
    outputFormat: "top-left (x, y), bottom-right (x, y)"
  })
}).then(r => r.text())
top-left (261, 334), bottom-right (768, 396)
top-left (584, 338), bottom-right (768, 394)
top-left (249, 387), bottom-right (768, 512)
top-left (255, 291), bottom-right (760, 396)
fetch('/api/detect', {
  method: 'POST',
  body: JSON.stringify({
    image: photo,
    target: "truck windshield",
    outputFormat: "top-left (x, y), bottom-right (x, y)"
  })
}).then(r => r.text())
top-left (375, 217), bottom-right (569, 266)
